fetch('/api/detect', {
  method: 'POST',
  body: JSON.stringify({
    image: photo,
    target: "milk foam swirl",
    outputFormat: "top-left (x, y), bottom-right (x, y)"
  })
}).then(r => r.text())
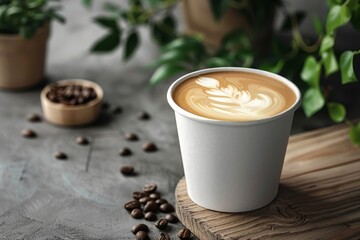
top-left (184, 76), bottom-right (287, 121)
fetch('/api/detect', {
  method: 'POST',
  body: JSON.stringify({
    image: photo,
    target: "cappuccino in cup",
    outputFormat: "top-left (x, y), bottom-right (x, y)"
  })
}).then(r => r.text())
top-left (173, 71), bottom-right (296, 121)
top-left (167, 67), bottom-right (301, 212)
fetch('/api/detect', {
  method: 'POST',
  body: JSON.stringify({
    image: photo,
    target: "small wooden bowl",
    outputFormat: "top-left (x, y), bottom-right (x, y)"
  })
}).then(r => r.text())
top-left (41, 79), bottom-right (103, 126)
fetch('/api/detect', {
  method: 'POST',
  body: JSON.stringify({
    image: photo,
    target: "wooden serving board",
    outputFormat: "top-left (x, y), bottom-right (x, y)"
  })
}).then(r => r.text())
top-left (175, 124), bottom-right (360, 240)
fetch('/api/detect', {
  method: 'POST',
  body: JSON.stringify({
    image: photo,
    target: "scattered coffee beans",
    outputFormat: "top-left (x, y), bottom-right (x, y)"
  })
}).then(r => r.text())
top-left (144, 211), bottom-right (157, 221)
top-left (143, 183), bottom-right (157, 193)
top-left (142, 142), bottom-right (157, 152)
top-left (120, 165), bottom-right (135, 176)
top-left (165, 213), bottom-right (179, 223)
top-left (21, 129), bottom-right (37, 138)
top-left (112, 106), bottom-right (122, 114)
top-left (155, 198), bottom-right (167, 205)
top-left (139, 197), bottom-right (151, 205)
top-left (131, 223), bottom-right (149, 234)
top-left (144, 201), bottom-right (158, 212)
top-left (125, 132), bottom-right (139, 141)
top-left (177, 228), bottom-right (191, 239)
top-left (119, 147), bottom-right (132, 156)
top-left (137, 111), bottom-right (150, 120)
top-left (75, 136), bottom-right (89, 145)
top-left (131, 208), bottom-right (144, 219)
top-left (133, 191), bottom-right (148, 200)
top-left (159, 203), bottom-right (174, 213)
top-left (158, 232), bottom-right (171, 240)
top-left (124, 200), bottom-right (140, 211)
top-left (135, 230), bottom-right (149, 240)
top-left (54, 151), bottom-right (67, 160)
top-left (155, 218), bottom-right (168, 230)
top-left (46, 84), bottom-right (97, 105)
top-left (26, 113), bottom-right (41, 122)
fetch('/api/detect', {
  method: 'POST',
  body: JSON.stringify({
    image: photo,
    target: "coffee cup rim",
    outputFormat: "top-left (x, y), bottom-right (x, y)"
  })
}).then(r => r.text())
top-left (167, 67), bottom-right (302, 126)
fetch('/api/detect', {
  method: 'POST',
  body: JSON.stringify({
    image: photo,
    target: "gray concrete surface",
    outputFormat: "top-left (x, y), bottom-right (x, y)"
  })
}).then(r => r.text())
top-left (0, 0), bottom-right (358, 239)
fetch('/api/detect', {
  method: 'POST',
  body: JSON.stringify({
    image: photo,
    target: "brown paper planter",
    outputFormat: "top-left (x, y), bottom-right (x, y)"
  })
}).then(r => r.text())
top-left (0, 24), bottom-right (50, 89)
top-left (40, 79), bottom-right (104, 127)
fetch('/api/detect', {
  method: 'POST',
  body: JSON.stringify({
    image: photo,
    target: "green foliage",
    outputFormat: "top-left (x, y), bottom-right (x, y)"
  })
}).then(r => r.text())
top-left (327, 102), bottom-right (346, 122)
top-left (0, 0), bottom-right (64, 39)
top-left (88, 0), bottom-right (360, 144)
top-left (350, 122), bottom-right (360, 145)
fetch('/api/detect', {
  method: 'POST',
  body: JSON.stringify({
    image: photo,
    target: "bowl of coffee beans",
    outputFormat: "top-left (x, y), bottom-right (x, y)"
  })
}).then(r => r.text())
top-left (40, 79), bottom-right (103, 126)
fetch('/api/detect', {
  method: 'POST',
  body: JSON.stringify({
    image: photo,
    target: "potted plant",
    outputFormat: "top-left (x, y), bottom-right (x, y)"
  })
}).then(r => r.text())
top-left (0, 0), bottom-right (64, 89)
top-left (85, 0), bottom-right (360, 144)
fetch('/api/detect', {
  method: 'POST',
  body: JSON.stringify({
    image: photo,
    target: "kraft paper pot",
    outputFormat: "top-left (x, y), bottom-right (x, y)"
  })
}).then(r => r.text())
top-left (167, 67), bottom-right (301, 212)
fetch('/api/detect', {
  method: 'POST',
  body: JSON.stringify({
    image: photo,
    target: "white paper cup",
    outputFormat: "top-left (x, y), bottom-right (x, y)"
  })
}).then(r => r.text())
top-left (167, 67), bottom-right (301, 212)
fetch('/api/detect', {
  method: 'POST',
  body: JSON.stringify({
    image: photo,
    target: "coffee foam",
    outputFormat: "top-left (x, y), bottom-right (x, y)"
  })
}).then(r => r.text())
top-left (173, 71), bottom-right (296, 121)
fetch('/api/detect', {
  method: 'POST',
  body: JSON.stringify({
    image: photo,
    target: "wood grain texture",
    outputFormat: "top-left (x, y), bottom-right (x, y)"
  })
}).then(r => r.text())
top-left (175, 124), bottom-right (360, 240)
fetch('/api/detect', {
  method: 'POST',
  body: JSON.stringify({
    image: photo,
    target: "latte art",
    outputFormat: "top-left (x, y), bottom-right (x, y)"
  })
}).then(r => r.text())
top-left (173, 71), bottom-right (296, 121)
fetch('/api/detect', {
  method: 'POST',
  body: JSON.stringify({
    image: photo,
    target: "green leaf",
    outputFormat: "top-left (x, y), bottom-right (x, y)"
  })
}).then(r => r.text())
top-left (322, 50), bottom-right (338, 76)
top-left (94, 17), bottom-right (119, 31)
top-left (151, 15), bottom-right (176, 45)
top-left (302, 88), bottom-right (325, 117)
top-left (281, 11), bottom-right (306, 31)
top-left (154, 50), bottom-right (188, 66)
top-left (222, 30), bottom-right (251, 50)
top-left (123, 31), bottom-right (139, 60)
top-left (205, 57), bottom-right (232, 67)
top-left (19, 26), bottom-right (35, 39)
top-left (320, 35), bottom-right (334, 54)
top-left (300, 56), bottom-right (321, 88)
top-left (340, 51), bottom-right (358, 84)
top-left (82, 0), bottom-right (93, 8)
top-left (163, 37), bottom-right (201, 52)
top-left (259, 60), bottom-right (284, 74)
top-left (91, 32), bottom-right (120, 52)
top-left (312, 15), bottom-right (324, 35)
top-left (326, 5), bottom-right (351, 34)
top-left (349, 122), bottom-right (360, 145)
top-left (208, 0), bottom-right (229, 21)
top-left (149, 64), bottom-right (184, 85)
top-left (327, 102), bottom-right (346, 123)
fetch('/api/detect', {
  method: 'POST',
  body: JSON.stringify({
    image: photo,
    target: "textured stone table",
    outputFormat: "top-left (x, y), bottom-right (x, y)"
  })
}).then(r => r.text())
top-left (0, 1), bottom-right (359, 240)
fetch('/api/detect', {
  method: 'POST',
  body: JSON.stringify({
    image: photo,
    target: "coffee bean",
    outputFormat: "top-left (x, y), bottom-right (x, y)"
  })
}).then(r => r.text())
top-left (133, 191), bottom-right (148, 200)
top-left (54, 151), bottom-right (67, 160)
top-left (159, 203), bottom-right (174, 213)
top-left (124, 200), bottom-right (140, 211)
top-left (112, 106), bottom-right (122, 114)
top-left (125, 132), bottom-right (139, 141)
top-left (144, 201), bottom-right (158, 212)
top-left (177, 228), bottom-right (191, 239)
top-left (131, 208), bottom-right (144, 219)
top-left (26, 113), bottom-right (41, 122)
top-left (75, 136), bottom-right (89, 145)
top-left (47, 84), bottom-right (97, 105)
top-left (136, 230), bottom-right (149, 240)
top-left (139, 197), bottom-right (151, 205)
top-left (120, 165), bottom-right (134, 176)
top-left (165, 213), bottom-right (179, 223)
top-left (149, 192), bottom-right (160, 200)
top-left (21, 129), bottom-right (37, 138)
top-left (138, 111), bottom-right (150, 120)
top-left (131, 223), bottom-right (149, 234)
top-left (102, 102), bottom-right (109, 110)
top-left (144, 211), bottom-right (157, 221)
top-left (158, 232), bottom-right (171, 240)
top-left (143, 183), bottom-right (157, 193)
top-left (142, 142), bottom-right (157, 152)
top-left (155, 218), bottom-right (168, 230)
top-left (155, 198), bottom-right (167, 206)
top-left (119, 147), bottom-right (132, 156)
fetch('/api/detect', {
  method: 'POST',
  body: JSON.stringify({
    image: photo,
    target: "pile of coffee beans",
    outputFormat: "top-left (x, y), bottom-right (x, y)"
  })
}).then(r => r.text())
top-left (46, 84), bottom-right (97, 105)
top-left (124, 183), bottom-right (192, 239)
